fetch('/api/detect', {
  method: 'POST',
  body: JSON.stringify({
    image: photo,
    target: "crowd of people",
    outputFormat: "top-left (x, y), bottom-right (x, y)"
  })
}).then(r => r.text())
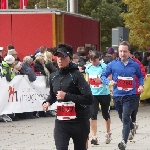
top-left (0, 45), bottom-right (58, 120)
top-left (0, 42), bottom-right (149, 150)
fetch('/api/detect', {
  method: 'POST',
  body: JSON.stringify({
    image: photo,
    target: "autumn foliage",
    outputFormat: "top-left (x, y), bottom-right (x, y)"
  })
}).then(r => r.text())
top-left (121, 0), bottom-right (150, 50)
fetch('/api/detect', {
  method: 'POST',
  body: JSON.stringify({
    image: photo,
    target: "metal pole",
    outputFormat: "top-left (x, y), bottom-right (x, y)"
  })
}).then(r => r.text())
top-left (47, 0), bottom-right (50, 9)
top-left (67, 0), bottom-right (69, 12)
top-left (70, 0), bottom-right (78, 13)
top-left (35, 5), bottom-right (37, 9)
top-left (76, 0), bottom-right (78, 14)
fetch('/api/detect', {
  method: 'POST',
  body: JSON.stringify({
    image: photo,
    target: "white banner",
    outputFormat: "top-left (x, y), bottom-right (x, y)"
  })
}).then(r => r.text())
top-left (0, 75), bottom-right (55, 115)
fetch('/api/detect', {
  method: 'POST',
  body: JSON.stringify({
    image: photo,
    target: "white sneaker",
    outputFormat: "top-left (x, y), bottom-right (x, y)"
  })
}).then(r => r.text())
top-left (133, 122), bottom-right (139, 134)
top-left (128, 129), bottom-right (134, 140)
top-left (2, 114), bottom-right (12, 122)
top-left (105, 133), bottom-right (112, 144)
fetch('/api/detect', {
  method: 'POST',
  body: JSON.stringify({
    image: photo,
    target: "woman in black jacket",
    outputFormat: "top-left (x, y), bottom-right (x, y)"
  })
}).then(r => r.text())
top-left (44, 51), bottom-right (57, 73)
top-left (42, 44), bottom-right (93, 150)
top-left (34, 54), bottom-right (46, 75)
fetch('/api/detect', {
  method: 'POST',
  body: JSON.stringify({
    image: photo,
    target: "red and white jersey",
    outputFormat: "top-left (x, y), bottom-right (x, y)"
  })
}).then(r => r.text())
top-left (117, 76), bottom-right (133, 91)
top-left (89, 75), bottom-right (103, 88)
top-left (56, 101), bottom-right (76, 120)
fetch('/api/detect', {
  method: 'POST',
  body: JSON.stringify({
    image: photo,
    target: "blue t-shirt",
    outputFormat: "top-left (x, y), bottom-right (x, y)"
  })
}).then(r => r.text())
top-left (85, 62), bottom-right (110, 95)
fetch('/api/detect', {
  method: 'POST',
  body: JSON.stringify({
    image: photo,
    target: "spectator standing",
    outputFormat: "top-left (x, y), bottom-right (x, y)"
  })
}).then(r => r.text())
top-left (21, 56), bottom-right (36, 82)
top-left (1, 55), bottom-right (19, 121)
top-left (134, 52), bottom-right (142, 62)
top-left (44, 51), bottom-right (57, 74)
top-left (7, 44), bottom-right (20, 61)
top-left (40, 46), bottom-right (47, 54)
top-left (32, 46), bottom-right (47, 61)
top-left (34, 54), bottom-right (50, 117)
top-left (72, 54), bottom-right (79, 65)
top-left (1, 55), bottom-right (15, 81)
top-left (145, 53), bottom-right (150, 74)
top-left (102, 47), bottom-right (114, 64)
top-left (47, 47), bottom-right (58, 68)
top-left (13, 59), bottom-right (37, 119)
top-left (76, 46), bottom-right (85, 56)
top-left (44, 51), bottom-right (57, 87)
top-left (78, 51), bottom-right (88, 73)
top-left (34, 54), bottom-right (46, 75)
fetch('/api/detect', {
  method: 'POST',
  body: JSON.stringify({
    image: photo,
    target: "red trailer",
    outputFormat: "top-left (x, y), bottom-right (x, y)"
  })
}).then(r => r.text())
top-left (0, 9), bottom-right (100, 60)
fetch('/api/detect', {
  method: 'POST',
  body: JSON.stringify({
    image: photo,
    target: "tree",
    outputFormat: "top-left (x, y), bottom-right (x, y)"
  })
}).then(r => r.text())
top-left (7, 0), bottom-right (67, 9)
top-left (8, 0), bottom-right (19, 9)
top-left (78, 0), bottom-right (101, 16)
top-left (121, 0), bottom-right (150, 50)
top-left (27, 0), bottom-right (67, 9)
top-left (91, 1), bottom-right (123, 51)
top-left (105, 0), bottom-right (128, 13)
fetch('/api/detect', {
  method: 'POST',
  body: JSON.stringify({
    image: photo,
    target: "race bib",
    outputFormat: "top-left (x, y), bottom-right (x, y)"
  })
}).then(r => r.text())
top-left (117, 76), bottom-right (133, 91)
top-left (56, 102), bottom-right (76, 120)
top-left (89, 75), bottom-right (102, 88)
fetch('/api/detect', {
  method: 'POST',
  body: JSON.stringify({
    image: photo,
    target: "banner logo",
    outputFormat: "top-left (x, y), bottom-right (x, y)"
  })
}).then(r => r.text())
top-left (8, 85), bottom-right (18, 102)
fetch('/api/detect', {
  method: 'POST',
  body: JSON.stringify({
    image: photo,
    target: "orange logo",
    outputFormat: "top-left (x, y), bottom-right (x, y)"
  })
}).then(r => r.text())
top-left (8, 85), bottom-right (18, 102)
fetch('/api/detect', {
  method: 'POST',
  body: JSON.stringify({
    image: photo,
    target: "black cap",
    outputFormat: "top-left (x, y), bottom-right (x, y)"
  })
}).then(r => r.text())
top-left (54, 47), bottom-right (73, 58)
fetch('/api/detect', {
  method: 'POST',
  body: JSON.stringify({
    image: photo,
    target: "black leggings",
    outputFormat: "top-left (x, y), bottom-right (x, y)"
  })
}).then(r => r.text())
top-left (90, 95), bottom-right (111, 120)
top-left (131, 94), bottom-right (140, 123)
top-left (54, 119), bottom-right (90, 150)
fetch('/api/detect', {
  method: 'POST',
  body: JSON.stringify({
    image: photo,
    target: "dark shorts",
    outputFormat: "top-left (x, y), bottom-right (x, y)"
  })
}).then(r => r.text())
top-left (90, 95), bottom-right (111, 120)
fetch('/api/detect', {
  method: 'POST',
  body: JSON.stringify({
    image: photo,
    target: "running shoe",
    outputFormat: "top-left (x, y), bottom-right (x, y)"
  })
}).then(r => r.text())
top-left (91, 138), bottom-right (99, 145)
top-left (105, 133), bottom-right (112, 144)
top-left (133, 122), bottom-right (139, 134)
top-left (118, 140), bottom-right (127, 150)
top-left (128, 129), bottom-right (135, 140)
